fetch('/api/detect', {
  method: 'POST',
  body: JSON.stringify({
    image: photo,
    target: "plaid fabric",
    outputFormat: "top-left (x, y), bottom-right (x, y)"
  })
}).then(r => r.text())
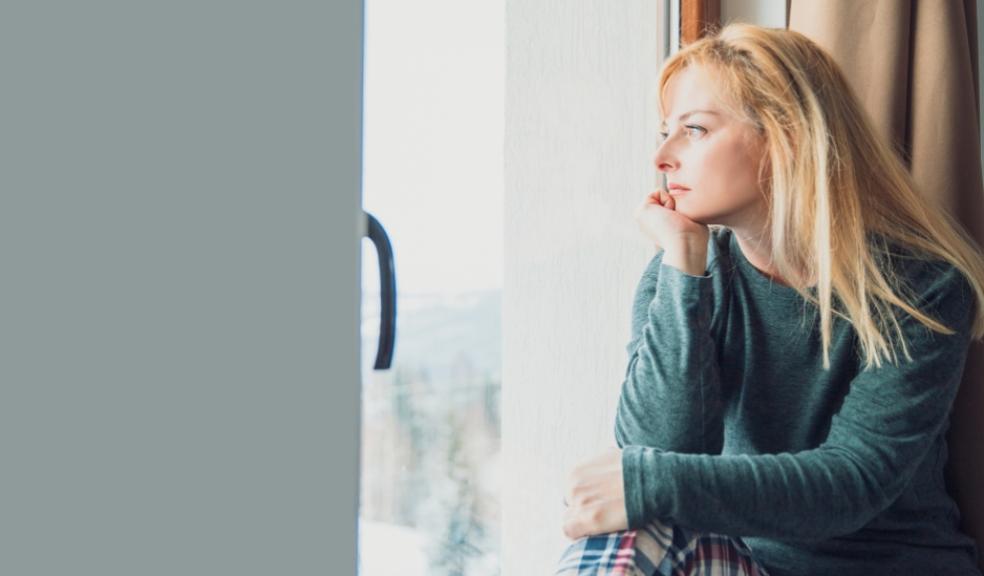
top-left (555, 520), bottom-right (770, 575)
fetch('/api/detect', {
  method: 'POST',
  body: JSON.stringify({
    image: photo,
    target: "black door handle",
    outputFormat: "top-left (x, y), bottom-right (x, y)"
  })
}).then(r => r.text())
top-left (363, 211), bottom-right (396, 370)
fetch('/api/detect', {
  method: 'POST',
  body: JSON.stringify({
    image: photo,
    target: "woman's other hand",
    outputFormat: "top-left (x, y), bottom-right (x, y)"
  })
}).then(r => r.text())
top-left (634, 189), bottom-right (709, 252)
top-left (635, 190), bottom-right (710, 275)
top-left (562, 447), bottom-right (629, 539)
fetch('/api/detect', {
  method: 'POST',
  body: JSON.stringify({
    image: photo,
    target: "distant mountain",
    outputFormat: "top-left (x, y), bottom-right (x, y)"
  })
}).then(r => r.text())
top-left (361, 290), bottom-right (501, 387)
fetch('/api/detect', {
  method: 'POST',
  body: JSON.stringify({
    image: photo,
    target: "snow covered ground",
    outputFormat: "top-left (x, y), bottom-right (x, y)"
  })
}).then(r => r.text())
top-left (359, 520), bottom-right (428, 575)
top-left (359, 519), bottom-right (499, 575)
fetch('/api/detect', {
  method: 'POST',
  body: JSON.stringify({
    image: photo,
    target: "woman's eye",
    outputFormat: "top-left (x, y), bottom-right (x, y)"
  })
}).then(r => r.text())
top-left (684, 125), bottom-right (707, 137)
top-left (658, 125), bottom-right (706, 142)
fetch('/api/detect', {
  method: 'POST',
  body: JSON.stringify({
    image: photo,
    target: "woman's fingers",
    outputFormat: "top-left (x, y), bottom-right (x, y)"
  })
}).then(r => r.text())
top-left (635, 188), bottom-right (708, 250)
top-left (656, 190), bottom-right (675, 209)
top-left (646, 189), bottom-right (673, 208)
top-left (562, 448), bottom-right (629, 539)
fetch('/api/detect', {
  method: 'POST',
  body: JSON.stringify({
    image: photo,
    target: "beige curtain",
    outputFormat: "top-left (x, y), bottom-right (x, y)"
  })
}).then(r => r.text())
top-left (788, 0), bottom-right (984, 568)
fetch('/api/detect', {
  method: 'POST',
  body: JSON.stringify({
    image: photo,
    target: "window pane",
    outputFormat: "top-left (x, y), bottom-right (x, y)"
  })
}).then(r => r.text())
top-left (359, 0), bottom-right (503, 574)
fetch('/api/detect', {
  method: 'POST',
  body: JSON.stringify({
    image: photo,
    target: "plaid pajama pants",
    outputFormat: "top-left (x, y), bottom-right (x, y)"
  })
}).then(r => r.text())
top-left (555, 520), bottom-right (770, 575)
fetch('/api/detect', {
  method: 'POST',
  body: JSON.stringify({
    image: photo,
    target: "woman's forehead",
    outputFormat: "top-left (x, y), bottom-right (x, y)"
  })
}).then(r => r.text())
top-left (660, 66), bottom-right (745, 124)
top-left (661, 66), bottom-right (729, 117)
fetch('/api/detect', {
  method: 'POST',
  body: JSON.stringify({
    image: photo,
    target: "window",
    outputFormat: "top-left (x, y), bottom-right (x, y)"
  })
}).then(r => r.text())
top-left (359, 0), bottom-right (504, 574)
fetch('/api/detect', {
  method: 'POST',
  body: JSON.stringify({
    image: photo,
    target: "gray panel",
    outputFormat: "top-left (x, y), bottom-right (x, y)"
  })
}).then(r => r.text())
top-left (0, 1), bottom-right (362, 574)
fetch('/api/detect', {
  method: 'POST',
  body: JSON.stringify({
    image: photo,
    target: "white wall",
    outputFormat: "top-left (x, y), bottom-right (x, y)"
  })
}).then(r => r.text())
top-left (503, 1), bottom-right (663, 572)
top-left (503, 1), bottom-right (785, 573)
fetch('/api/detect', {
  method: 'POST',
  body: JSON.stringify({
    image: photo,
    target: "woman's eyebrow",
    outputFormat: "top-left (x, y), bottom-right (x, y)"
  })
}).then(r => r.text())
top-left (659, 109), bottom-right (721, 129)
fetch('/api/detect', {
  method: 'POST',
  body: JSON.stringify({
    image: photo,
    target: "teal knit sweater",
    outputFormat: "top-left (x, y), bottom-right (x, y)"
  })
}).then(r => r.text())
top-left (616, 227), bottom-right (980, 575)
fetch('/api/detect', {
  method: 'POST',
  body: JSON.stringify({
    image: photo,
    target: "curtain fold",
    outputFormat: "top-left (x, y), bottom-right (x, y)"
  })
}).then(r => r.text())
top-left (788, 1), bottom-right (984, 569)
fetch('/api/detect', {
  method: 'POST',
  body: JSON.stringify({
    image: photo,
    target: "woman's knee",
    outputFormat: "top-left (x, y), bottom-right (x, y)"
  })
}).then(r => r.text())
top-left (554, 520), bottom-right (768, 576)
top-left (555, 528), bottom-right (644, 575)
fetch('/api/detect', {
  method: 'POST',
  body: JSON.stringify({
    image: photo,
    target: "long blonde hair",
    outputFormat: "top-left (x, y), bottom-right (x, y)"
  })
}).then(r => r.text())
top-left (659, 23), bottom-right (984, 369)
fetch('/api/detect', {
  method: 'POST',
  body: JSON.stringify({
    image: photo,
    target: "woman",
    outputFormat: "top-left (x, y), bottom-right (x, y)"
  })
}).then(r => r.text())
top-left (556, 23), bottom-right (984, 576)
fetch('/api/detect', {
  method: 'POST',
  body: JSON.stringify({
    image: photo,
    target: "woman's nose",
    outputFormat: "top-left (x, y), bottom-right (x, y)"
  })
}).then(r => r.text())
top-left (653, 147), bottom-right (678, 173)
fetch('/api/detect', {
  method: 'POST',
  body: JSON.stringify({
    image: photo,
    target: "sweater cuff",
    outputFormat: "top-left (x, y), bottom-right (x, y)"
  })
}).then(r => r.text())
top-left (653, 260), bottom-right (714, 331)
top-left (622, 445), bottom-right (668, 529)
top-left (659, 256), bottom-right (712, 279)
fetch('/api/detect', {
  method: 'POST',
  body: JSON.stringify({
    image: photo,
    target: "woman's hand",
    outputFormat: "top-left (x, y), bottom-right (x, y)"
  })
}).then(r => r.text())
top-left (634, 189), bottom-right (709, 253)
top-left (562, 447), bottom-right (629, 540)
top-left (634, 190), bottom-right (710, 275)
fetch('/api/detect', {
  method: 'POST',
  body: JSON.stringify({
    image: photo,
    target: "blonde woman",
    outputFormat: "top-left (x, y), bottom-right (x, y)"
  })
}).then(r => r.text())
top-left (555, 23), bottom-right (984, 576)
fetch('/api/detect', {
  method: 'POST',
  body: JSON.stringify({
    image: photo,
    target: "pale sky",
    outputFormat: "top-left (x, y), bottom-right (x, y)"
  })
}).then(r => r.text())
top-left (361, 0), bottom-right (504, 297)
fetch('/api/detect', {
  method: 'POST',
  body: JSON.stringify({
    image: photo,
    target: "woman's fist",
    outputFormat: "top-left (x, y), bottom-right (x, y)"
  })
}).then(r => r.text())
top-left (562, 447), bottom-right (628, 540)
top-left (633, 189), bottom-right (709, 253)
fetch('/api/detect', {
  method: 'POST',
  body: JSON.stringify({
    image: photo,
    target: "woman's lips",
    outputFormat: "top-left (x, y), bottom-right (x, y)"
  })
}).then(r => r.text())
top-left (667, 186), bottom-right (690, 196)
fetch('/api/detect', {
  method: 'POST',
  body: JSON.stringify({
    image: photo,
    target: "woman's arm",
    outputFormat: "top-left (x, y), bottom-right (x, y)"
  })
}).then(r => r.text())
top-left (622, 264), bottom-right (975, 540)
top-left (614, 246), bottom-right (724, 454)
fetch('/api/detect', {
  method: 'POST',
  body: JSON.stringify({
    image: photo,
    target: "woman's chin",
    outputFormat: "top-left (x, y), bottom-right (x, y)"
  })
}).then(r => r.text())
top-left (675, 207), bottom-right (710, 226)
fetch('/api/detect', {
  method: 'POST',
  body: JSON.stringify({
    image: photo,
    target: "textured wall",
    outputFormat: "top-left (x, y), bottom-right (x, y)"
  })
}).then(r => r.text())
top-left (503, 1), bottom-right (662, 572)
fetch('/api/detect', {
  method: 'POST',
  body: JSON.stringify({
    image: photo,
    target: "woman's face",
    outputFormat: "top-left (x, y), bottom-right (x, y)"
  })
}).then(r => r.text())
top-left (655, 65), bottom-right (770, 233)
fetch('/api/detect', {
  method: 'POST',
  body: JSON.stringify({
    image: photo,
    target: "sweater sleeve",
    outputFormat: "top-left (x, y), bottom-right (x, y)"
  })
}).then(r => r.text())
top-left (622, 264), bottom-right (976, 540)
top-left (614, 250), bottom-right (724, 455)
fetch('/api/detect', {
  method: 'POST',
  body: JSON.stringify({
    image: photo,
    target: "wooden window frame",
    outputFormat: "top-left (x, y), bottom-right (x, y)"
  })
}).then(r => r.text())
top-left (680, 0), bottom-right (721, 46)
